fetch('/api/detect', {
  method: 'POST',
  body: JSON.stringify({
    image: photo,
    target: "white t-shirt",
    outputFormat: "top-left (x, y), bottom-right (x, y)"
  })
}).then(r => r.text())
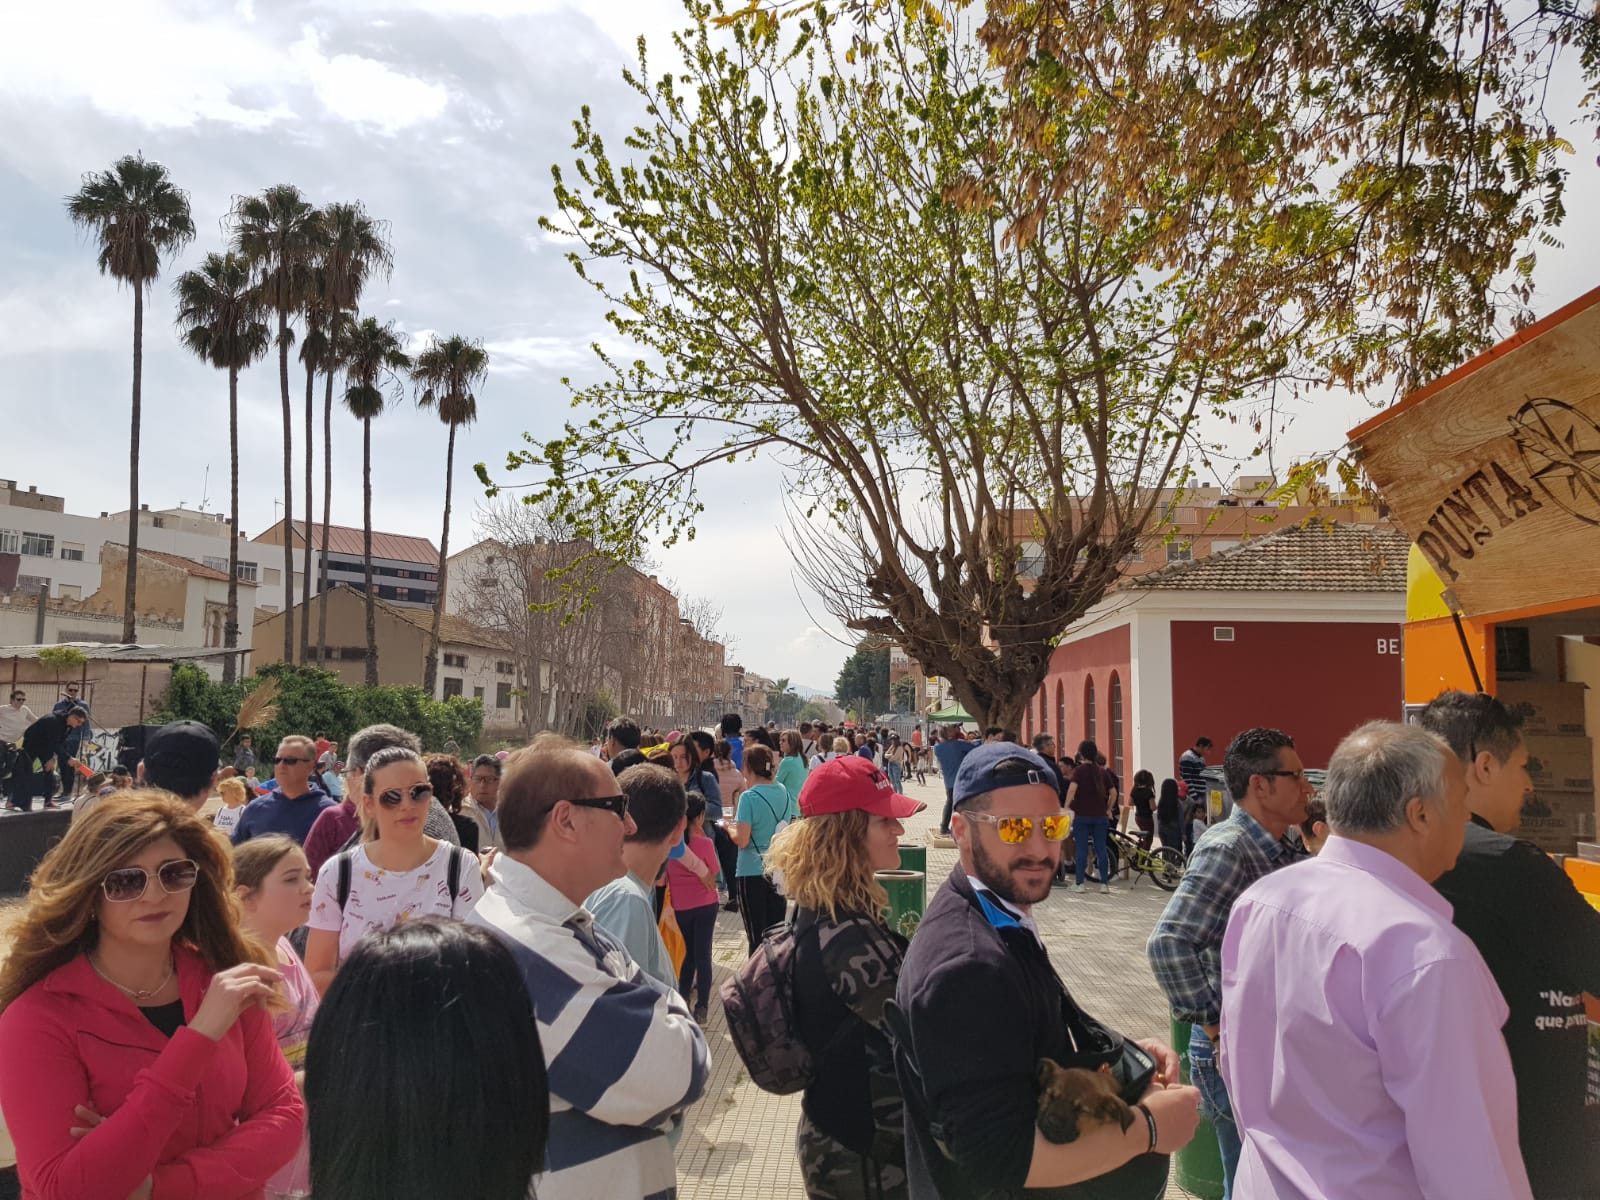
top-left (309, 840), bottom-right (485, 960)
top-left (213, 805), bottom-right (245, 835)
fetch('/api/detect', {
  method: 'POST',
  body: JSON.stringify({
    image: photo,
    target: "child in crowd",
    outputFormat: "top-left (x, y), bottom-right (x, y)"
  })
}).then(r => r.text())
top-left (212, 776), bottom-right (250, 837)
top-left (665, 794), bottom-right (720, 1023)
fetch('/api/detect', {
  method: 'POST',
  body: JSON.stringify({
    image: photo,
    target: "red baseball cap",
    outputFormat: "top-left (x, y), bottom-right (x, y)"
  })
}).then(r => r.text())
top-left (799, 755), bottom-right (924, 819)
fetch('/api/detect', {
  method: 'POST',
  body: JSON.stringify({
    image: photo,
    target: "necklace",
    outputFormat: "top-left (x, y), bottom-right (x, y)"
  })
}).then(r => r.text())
top-left (88, 953), bottom-right (175, 1002)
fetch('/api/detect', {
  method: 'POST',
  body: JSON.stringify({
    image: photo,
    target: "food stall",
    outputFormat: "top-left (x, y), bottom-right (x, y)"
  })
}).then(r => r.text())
top-left (1348, 283), bottom-right (1600, 1138)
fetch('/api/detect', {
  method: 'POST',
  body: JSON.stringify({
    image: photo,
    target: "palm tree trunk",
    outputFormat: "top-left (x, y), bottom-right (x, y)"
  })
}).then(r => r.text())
top-left (122, 284), bottom-right (143, 643)
top-left (300, 355), bottom-right (315, 664)
top-left (363, 417), bottom-right (379, 688)
top-left (277, 284), bottom-right (295, 664)
top-left (423, 422), bottom-right (455, 697)
top-left (223, 365), bottom-right (241, 684)
top-left (317, 366), bottom-right (334, 668)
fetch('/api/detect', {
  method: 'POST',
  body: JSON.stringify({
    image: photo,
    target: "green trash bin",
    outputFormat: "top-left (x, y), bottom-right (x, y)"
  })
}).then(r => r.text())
top-left (897, 844), bottom-right (928, 906)
top-left (876, 869), bottom-right (926, 939)
top-left (1170, 1019), bottom-right (1225, 1199)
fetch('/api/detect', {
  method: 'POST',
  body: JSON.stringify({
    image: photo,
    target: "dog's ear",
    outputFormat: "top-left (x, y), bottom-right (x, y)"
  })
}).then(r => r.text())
top-left (1036, 1059), bottom-right (1056, 1089)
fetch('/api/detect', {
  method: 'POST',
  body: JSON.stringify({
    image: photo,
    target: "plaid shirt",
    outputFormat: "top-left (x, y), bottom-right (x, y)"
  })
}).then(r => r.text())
top-left (1146, 804), bottom-right (1295, 1025)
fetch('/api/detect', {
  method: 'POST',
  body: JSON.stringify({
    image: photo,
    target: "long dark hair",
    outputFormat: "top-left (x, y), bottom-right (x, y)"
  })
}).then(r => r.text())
top-left (306, 918), bottom-right (549, 1200)
top-left (1157, 778), bottom-right (1182, 821)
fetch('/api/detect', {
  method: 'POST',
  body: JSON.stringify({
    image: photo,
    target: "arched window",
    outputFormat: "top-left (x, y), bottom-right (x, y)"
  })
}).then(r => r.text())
top-left (1023, 701), bottom-right (1033, 742)
top-left (1085, 676), bottom-right (1097, 745)
top-left (1055, 681), bottom-right (1066, 749)
top-left (1039, 690), bottom-right (1049, 739)
top-left (1109, 672), bottom-right (1124, 773)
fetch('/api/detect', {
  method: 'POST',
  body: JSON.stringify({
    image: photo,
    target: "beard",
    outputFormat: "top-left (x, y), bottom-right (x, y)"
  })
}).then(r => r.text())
top-left (969, 831), bottom-right (1058, 907)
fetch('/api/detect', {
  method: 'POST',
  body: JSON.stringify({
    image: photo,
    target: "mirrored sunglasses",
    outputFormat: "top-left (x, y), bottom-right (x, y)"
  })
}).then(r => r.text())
top-left (963, 812), bottom-right (1070, 845)
top-left (101, 859), bottom-right (199, 903)
top-left (377, 783), bottom-right (435, 809)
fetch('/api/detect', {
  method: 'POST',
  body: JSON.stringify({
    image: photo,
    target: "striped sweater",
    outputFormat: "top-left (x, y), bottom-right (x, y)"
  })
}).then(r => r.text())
top-left (469, 854), bottom-right (710, 1200)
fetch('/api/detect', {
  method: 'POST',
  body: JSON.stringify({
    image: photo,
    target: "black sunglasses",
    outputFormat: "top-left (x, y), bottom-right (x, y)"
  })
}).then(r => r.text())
top-left (274, 755), bottom-right (311, 765)
top-left (568, 794), bottom-right (629, 820)
top-left (101, 859), bottom-right (199, 903)
top-left (377, 783), bottom-right (435, 809)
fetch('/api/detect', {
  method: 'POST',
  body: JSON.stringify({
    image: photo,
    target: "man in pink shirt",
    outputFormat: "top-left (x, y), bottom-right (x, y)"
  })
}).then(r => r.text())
top-left (1219, 722), bottom-right (1532, 1200)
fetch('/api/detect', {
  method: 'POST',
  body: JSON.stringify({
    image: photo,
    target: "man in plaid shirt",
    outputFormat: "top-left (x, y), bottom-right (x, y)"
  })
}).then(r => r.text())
top-left (1145, 728), bottom-right (1314, 1199)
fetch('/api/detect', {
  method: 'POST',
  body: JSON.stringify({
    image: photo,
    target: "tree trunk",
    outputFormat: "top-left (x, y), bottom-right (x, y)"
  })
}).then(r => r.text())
top-left (422, 423), bottom-right (455, 697)
top-left (223, 365), bottom-right (241, 684)
top-left (362, 417), bottom-right (379, 688)
top-left (122, 285), bottom-right (143, 643)
top-left (277, 283), bottom-right (295, 664)
top-left (317, 366), bottom-right (334, 668)
top-left (299, 355), bottom-right (315, 664)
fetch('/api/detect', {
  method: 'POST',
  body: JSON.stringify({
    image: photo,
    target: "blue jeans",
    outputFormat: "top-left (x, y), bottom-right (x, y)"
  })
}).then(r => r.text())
top-left (1073, 815), bottom-right (1110, 885)
top-left (1188, 1026), bottom-right (1241, 1200)
top-left (886, 761), bottom-right (903, 792)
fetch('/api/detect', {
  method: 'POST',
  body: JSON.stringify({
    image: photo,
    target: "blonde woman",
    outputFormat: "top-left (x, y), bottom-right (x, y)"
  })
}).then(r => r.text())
top-left (0, 792), bottom-right (301, 1199)
top-left (764, 756), bottom-right (921, 1200)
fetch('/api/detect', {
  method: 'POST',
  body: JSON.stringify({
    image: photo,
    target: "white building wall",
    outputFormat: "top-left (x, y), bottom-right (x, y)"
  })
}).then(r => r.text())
top-left (436, 640), bottom-right (522, 731)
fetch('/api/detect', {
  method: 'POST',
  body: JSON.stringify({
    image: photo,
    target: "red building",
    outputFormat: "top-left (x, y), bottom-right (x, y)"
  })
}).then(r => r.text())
top-left (1021, 524), bottom-right (1410, 779)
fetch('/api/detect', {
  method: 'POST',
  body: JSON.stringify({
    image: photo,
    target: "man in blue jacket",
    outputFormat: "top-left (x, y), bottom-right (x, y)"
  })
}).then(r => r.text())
top-left (893, 742), bottom-right (1199, 1197)
top-left (931, 724), bottom-right (975, 836)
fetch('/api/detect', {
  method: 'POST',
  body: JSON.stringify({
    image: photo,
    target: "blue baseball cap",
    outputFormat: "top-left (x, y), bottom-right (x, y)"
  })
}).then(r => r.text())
top-left (952, 742), bottom-right (1060, 808)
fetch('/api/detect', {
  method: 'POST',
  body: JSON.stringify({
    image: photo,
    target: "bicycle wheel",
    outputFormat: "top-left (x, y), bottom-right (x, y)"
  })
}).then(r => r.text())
top-left (1148, 846), bottom-right (1187, 891)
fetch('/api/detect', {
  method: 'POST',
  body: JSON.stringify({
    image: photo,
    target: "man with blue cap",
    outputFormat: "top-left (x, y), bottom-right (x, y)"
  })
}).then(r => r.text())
top-left (891, 741), bottom-right (1200, 1197)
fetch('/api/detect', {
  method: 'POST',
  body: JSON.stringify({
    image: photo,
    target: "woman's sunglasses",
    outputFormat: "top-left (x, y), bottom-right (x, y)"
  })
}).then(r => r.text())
top-left (962, 812), bottom-right (1071, 845)
top-left (377, 783), bottom-right (435, 809)
top-left (101, 859), bottom-right (200, 903)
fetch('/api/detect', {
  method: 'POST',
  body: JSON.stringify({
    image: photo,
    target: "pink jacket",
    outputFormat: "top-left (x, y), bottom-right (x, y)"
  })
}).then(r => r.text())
top-left (0, 945), bottom-right (303, 1200)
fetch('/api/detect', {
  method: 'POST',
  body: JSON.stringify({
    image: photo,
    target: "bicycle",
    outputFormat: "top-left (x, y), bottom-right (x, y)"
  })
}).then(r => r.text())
top-left (1086, 827), bottom-right (1187, 891)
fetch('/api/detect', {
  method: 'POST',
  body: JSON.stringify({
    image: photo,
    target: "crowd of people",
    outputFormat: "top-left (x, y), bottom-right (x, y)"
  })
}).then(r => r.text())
top-left (0, 688), bottom-right (1594, 1200)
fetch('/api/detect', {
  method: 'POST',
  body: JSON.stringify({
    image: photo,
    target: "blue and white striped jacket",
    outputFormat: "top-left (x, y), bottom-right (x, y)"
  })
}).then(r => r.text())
top-left (470, 854), bottom-right (710, 1200)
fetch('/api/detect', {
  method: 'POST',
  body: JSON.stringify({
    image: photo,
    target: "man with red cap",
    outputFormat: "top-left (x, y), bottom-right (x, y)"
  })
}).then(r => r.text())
top-left (763, 755), bottom-right (924, 1199)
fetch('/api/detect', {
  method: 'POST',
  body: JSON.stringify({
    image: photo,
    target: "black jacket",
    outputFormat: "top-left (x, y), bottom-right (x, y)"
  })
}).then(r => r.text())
top-left (20, 713), bottom-right (72, 766)
top-left (893, 866), bottom-right (1168, 1199)
top-left (1434, 815), bottom-right (1600, 1199)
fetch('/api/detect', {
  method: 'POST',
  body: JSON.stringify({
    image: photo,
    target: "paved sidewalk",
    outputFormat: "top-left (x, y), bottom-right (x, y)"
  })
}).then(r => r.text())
top-left (677, 773), bottom-right (1205, 1199)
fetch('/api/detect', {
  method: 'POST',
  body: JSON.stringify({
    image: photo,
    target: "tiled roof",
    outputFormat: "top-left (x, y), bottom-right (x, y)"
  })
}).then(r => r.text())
top-left (1131, 523), bottom-right (1410, 592)
top-left (104, 544), bottom-right (234, 583)
top-left (368, 592), bottom-right (509, 651)
top-left (255, 520), bottom-right (439, 566)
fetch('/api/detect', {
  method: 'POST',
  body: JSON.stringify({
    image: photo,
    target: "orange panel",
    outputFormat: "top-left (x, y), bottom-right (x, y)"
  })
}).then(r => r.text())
top-left (1403, 616), bottom-right (1495, 706)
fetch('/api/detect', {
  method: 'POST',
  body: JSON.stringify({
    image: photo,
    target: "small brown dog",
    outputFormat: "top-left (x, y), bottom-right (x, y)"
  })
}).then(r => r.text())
top-left (1035, 1057), bottom-right (1136, 1144)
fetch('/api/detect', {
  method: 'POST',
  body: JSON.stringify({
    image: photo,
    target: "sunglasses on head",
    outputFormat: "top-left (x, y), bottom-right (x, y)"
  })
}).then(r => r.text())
top-left (377, 782), bottom-right (435, 808)
top-left (568, 794), bottom-right (629, 820)
top-left (962, 811), bottom-right (1071, 844)
top-left (101, 859), bottom-right (199, 903)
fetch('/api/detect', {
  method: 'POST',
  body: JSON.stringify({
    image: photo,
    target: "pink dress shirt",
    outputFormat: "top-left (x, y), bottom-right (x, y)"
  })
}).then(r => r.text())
top-left (1219, 835), bottom-right (1531, 1200)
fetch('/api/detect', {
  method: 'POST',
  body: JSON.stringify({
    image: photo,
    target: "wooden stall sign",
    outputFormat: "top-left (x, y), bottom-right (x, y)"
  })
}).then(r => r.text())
top-left (1349, 293), bottom-right (1600, 619)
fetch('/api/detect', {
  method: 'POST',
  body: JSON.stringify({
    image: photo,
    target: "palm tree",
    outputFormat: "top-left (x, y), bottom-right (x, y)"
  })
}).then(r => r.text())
top-left (296, 269), bottom-right (329, 664)
top-left (65, 155), bottom-right (195, 642)
top-left (312, 203), bottom-right (393, 660)
top-left (229, 184), bottom-right (320, 663)
top-left (343, 317), bottom-right (411, 686)
top-left (173, 252), bottom-right (269, 683)
top-left (411, 334), bottom-right (489, 696)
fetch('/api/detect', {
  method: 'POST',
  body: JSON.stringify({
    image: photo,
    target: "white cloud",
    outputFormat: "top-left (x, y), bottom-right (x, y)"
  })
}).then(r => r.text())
top-left (0, 2), bottom-right (447, 134)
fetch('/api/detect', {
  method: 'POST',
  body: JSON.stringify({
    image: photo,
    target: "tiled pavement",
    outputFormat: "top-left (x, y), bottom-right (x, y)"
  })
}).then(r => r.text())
top-left (677, 772), bottom-right (1204, 1199)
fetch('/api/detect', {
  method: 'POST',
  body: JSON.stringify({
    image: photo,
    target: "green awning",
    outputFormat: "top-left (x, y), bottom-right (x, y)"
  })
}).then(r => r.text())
top-left (926, 702), bottom-right (974, 721)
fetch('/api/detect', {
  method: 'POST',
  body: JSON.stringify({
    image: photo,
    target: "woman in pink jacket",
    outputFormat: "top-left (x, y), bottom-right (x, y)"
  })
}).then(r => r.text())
top-left (0, 792), bottom-right (303, 1200)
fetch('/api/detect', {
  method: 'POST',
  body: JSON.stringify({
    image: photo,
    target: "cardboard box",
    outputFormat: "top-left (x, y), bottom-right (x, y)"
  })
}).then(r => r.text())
top-left (1500, 682), bottom-right (1590, 738)
top-left (1524, 735), bottom-right (1596, 793)
top-left (1513, 787), bottom-right (1595, 855)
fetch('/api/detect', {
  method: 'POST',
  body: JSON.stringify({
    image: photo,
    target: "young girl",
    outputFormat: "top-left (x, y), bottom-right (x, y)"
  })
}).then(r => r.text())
top-left (233, 835), bottom-right (319, 1198)
top-left (213, 777), bottom-right (250, 838)
top-left (303, 747), bottom-right (484, 995)
top-left (0, 792), bottom-right (301, 1199)
top-left (664, 794), bottom-right (720, 1023)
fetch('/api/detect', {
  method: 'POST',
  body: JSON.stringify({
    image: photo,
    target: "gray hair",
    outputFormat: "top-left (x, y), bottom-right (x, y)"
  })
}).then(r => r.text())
top-left (1324, 722), bottom-right (1451, 835)
top-left (346, 724), bottom-right (421, 772)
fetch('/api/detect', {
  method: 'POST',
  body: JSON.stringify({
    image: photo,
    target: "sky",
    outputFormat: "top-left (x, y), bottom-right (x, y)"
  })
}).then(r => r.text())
top-left (2, 1), bottom-right (1598, 695)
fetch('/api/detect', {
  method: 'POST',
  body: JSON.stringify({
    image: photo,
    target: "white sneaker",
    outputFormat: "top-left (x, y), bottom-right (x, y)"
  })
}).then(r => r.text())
top-left (1073, 883), bottom-right (1085, 894)
top-left (1100, 883), bottom-right (1112, 894)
